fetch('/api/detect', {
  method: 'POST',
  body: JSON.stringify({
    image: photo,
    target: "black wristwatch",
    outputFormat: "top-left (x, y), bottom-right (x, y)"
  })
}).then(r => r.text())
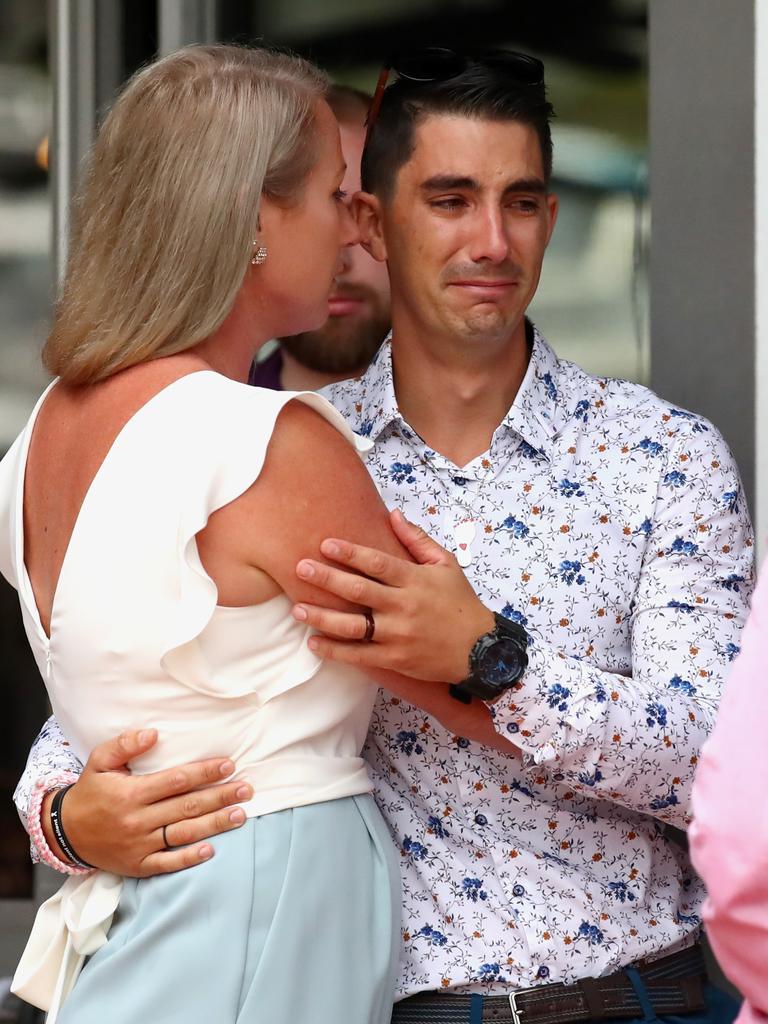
top-left (449, 613), bottom-right (529, 704)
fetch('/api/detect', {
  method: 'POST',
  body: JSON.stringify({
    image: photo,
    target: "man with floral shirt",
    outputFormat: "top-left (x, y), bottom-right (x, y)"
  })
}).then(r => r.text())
top-left (14, 49), bottom-right (750, 1023)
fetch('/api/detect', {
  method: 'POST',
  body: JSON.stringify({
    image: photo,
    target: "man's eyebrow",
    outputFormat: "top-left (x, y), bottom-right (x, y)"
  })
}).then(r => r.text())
top-left (419, 175), bottom-right (548, 195)
top-left (502, 178), bottom-right (548, 196)
top-left (420, 175), bottom-right (479, 192)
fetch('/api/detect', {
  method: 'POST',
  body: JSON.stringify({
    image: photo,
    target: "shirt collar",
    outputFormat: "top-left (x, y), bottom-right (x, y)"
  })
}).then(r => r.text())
top-left (497, 327), bottom-right (569, 460)
top-left (353, 326), bottom-right (571, 461)
top-left (352, 333), bottom-right (404, 442)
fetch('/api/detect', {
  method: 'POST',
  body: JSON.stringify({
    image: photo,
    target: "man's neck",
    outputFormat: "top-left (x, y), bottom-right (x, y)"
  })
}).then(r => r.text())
top-left (279, 350), bottom-right (354, 393)
top-left (390, 319), bottom-right (531, 468)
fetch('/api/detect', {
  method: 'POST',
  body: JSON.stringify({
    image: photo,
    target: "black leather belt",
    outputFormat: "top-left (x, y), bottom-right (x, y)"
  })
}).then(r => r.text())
top-left (391, 944), bottom-right (707, 1024)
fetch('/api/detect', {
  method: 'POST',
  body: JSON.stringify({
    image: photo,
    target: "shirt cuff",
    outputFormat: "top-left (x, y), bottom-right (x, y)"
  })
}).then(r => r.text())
top-left (486, 638), bottom-right (599, 764)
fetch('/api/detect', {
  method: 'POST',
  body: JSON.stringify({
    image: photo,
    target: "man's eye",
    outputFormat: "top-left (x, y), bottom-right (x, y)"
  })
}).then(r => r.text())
top-left (334, 189), bottom-right (348, 202)
top-left (431, 198), bottom-right (465, 210)
top-left (511, 199), bottom-right (539, 213)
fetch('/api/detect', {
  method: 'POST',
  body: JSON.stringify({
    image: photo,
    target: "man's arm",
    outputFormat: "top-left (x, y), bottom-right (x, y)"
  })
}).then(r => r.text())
top-left (15, 717), bottom-right (253, 876)
top-left (14, 715), bottom-right (82, 849)
top-left (484, 420), bottom-right (752, 828)
top-left (291, 421), bottom-right (753, 830)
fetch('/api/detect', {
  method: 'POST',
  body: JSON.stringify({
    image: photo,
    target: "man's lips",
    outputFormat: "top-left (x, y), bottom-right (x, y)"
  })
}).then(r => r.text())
top-left (449, 280), bottom-right (518, 289)
top-left (327, 295), bottom-right (367, 316)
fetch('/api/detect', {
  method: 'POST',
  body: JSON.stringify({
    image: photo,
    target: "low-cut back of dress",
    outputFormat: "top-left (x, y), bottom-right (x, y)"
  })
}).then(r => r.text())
top-left (0, 371), bottom-right (400, 1024)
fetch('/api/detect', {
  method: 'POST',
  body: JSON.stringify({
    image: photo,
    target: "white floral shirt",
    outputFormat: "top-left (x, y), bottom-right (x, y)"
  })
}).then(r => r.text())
top-left (15, 329), bottom-right (754, 998)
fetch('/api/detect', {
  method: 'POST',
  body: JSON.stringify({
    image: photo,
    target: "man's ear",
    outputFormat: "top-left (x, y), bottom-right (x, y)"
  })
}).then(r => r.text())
top-left (352, 191), bottom-right (388, 263)
top-left (544, 192), bottom-right (559, 248)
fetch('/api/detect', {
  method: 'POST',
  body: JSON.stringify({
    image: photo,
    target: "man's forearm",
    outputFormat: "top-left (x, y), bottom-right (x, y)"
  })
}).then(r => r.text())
top-left (14, 715), bottom-right (85, 866)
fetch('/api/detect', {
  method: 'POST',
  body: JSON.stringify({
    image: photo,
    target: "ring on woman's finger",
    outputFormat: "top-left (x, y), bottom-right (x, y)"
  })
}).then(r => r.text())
top-left (362, 609), bottom-right (376, 642)
top-left (162, 824), bottom-right (175, 851)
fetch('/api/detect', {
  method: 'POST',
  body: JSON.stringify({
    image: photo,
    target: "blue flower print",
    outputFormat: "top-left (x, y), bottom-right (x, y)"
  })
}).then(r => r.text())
top-left (725, 642), bottom-right (741, 662)
top-left (542, 372), bottom-right (558, 401)
top-left (669, 537), bottom-right (699, 557)
top-left (357, 420), bottom-right (373, 438)
top-left (500, 515), bottom-right (530, 539)
top-left (574, 399), bottom-right (591, 422)
top-left (578, 921), bottom-right (604, 945)
top-left (676, 911), bottom-right (701, 926)
top-left (607, 881), bottom-right (636, 903)
top-left (559, 479), bottom-right (585, 498)
top-left (720, 574), bottom-right (745, 593)
top-left (645, 701), bottom-right (668, 728)
top-left (477, 963), bottom-right (504, 982)
top-left (427, 815), bottom-right (449, 839)
top-left (402, 836), bottom-right (428, 860)
top-left (634, 518), bottom-right (653, 536)
top-left (547, 683), bottom-right (571, 711)
top-left (517, 439), bottom-right (541, 460)
top-left (664, 471), bottom-right (687, 487)
top-left (559, 560), bottom-right (586, 585)
top-left (577, 768), bottom-right (604, 787)
top-left (389, 461), bottom-right (416, 484)
top-left (722, 490), bottom-right (739, 512)
top-left (462, 877), bottom-right (488, 902)
top-left (636, 438), bottom-right (664, 457)
top-left (501, 604), bottom-right (528, 627)
top-left (393, 730), bottom-right (423, 756)
top-left (650, 789), bottom-right (680, 811)
top-left (416, 925), bottom-right (448, 947)
top-left (452, 476), bottom-right (468, 486)
top-left (670, 408), bottom-right (708, 432)
top-left (668, 674), bottom-right (697, 696)
top-left (667, 599), bottom-right (695, 612)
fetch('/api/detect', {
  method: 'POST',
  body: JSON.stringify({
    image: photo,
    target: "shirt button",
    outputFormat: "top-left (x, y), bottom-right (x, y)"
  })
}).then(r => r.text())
top-left (512, 884), bottom-right (525, 897)
top-left (474, 813), bottom-right (488, 826)
top-left (537, 966), bottom-right (550, 979)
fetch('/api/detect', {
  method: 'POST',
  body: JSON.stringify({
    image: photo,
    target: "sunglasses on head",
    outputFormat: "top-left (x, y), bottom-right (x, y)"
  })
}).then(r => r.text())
top-left (364, 46), bottom-right (546, 148)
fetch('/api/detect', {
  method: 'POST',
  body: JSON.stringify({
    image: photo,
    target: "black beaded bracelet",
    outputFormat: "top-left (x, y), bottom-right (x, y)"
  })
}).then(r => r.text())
top-left (50, 784), bottom-right (95, 870)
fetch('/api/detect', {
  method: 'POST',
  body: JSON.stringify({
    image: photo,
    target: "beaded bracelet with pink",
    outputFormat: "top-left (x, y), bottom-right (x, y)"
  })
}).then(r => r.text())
top-left (27, 775), bottom-right (93, 875)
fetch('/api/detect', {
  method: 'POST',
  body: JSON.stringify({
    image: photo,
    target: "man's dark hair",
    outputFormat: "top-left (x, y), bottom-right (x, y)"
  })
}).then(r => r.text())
top-left (361, 62), bottom-right (554, 200)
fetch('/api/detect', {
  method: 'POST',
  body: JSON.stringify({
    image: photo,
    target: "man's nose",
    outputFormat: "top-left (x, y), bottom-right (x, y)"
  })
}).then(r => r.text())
top-left (468, 209), bottom-right (509, 264)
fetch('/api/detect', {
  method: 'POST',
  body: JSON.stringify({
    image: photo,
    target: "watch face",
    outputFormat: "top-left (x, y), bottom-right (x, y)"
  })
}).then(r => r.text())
top-left (478, 637), bottom-right (525, 686)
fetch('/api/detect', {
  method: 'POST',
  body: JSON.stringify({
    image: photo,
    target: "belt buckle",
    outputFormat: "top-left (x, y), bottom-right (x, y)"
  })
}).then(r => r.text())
top-left (508, 991), bottom-right (524, 1024)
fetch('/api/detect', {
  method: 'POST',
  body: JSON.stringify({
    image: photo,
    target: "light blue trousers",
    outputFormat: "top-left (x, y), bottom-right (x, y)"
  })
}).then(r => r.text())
top-left (58, 794), bottom-right (401, 1024)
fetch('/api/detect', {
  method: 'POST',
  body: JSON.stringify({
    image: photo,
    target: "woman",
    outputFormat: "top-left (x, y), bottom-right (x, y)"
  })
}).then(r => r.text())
top-left (0, 43), bottom-right (436, 1024)
top-left (690, 561), bottom-right (768, 1021)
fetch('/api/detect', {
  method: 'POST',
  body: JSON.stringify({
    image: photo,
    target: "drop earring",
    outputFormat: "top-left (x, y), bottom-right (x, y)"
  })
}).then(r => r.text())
top-left (251, 241), bottom-right (268, 266)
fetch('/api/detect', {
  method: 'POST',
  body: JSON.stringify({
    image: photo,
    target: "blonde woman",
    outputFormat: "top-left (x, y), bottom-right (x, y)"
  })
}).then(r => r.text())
top-left (0, 45), bottom-right (413, 1024)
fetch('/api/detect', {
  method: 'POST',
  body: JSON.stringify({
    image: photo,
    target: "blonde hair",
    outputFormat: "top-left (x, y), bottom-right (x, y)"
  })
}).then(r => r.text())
top-left (44, 45), bottom-right (329, 384)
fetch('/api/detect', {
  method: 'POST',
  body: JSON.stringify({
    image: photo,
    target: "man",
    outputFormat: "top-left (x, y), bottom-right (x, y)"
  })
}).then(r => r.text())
top-left (14, 50), bottom-right (751, 1022)
top-left (250, 85), bottom-right (390, 392)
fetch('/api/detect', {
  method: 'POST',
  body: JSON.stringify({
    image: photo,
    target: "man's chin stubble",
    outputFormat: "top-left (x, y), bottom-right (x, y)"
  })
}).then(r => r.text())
top-left (279, 311), bottom-right (391, 376)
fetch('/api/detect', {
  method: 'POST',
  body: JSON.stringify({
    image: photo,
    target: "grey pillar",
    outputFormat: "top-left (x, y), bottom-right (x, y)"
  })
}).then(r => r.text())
top-left (649, 0), bottom-right (757, 528)
top-left (50, 0), bottom-right (124, 285)
top-left (158, 0), bottom-right (217, 56)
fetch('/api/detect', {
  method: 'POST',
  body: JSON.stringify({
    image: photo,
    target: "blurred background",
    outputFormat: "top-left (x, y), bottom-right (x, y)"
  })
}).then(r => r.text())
top-left (2, 0), bottom-right (763, 1015)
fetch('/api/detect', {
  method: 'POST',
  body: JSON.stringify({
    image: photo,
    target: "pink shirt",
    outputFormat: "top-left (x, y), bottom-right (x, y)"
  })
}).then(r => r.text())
top-left (690, 558), bottom-right (768, 1022)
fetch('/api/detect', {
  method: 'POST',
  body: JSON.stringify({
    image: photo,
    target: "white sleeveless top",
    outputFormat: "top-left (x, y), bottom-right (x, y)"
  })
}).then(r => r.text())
top-left (0, 372), bottom-right (379, 1019)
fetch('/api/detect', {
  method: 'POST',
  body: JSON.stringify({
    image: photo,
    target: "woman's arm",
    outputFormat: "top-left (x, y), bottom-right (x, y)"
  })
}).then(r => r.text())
top-left (210, 400), bottom-right (512, 750)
